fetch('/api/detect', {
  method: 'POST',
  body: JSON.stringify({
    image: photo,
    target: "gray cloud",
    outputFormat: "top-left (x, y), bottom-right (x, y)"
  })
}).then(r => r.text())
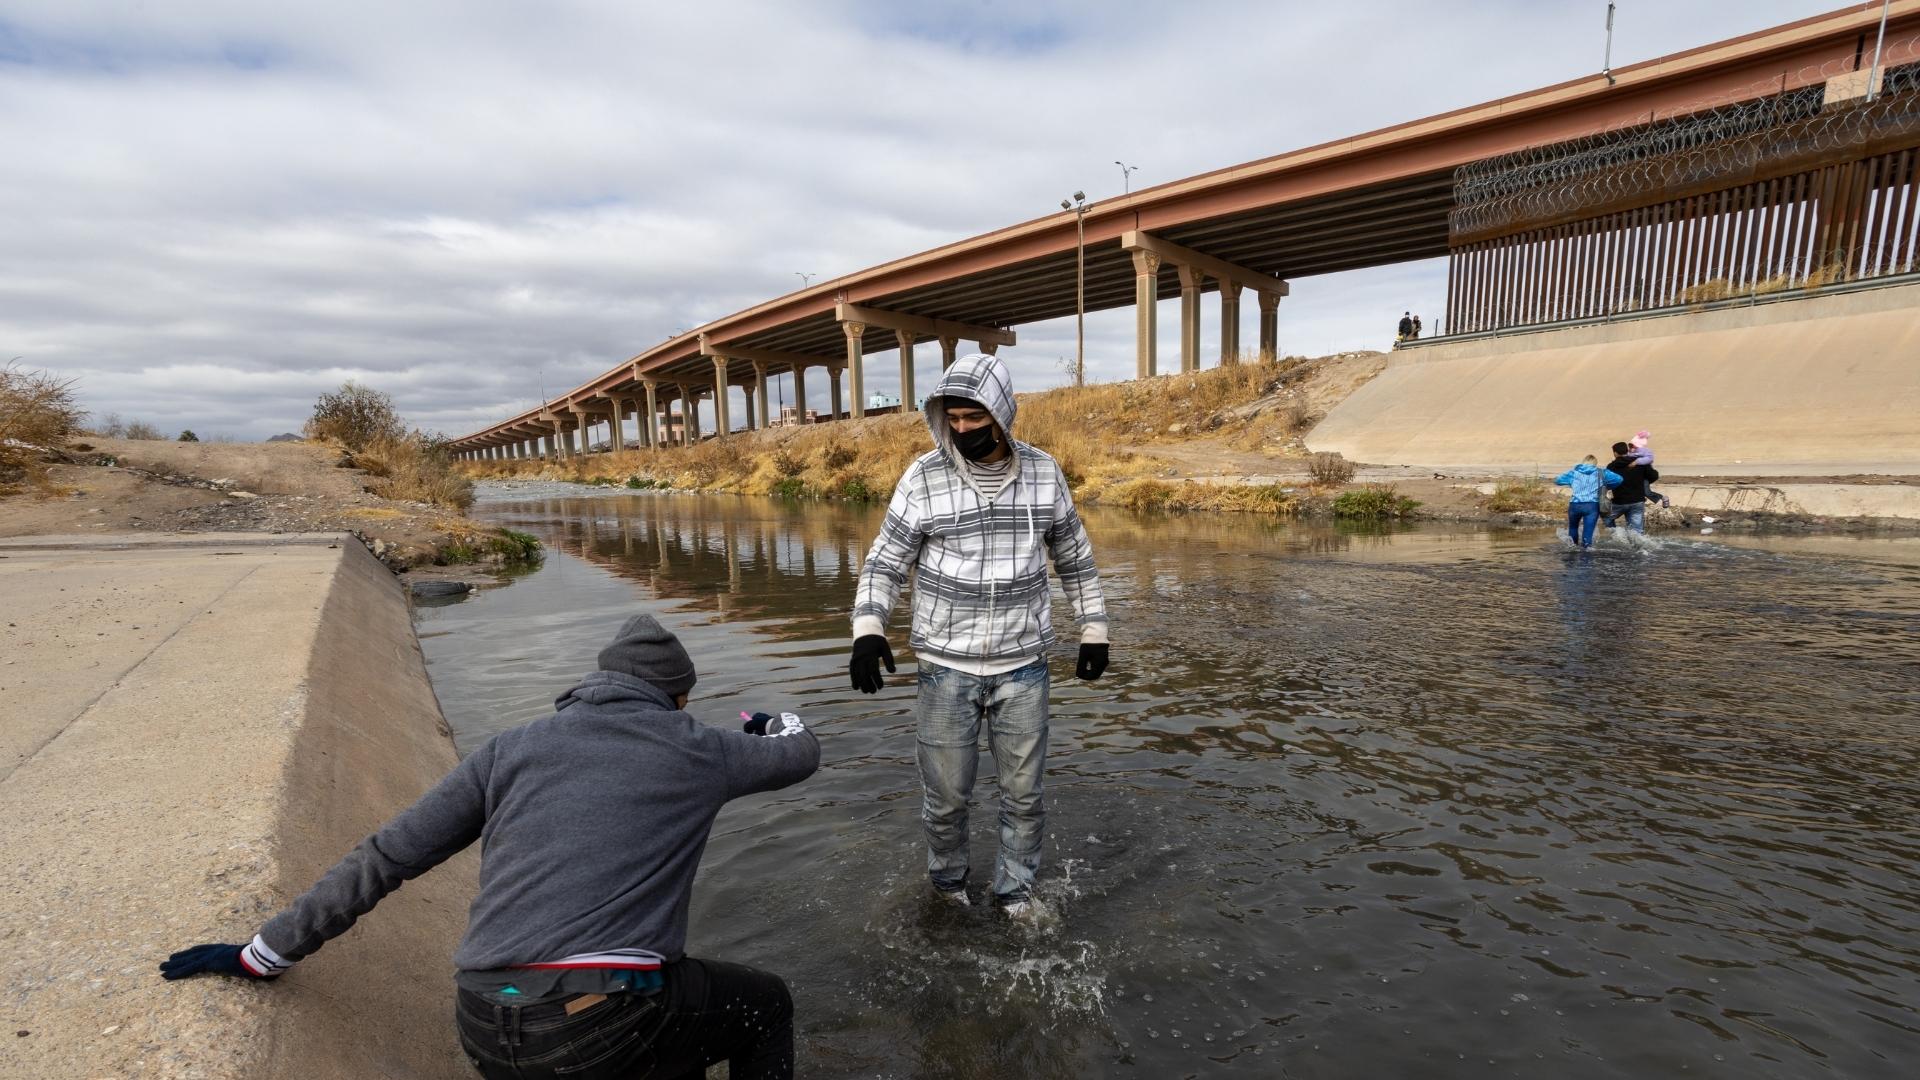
top-left (0, 1), bottom-right (1831, 439)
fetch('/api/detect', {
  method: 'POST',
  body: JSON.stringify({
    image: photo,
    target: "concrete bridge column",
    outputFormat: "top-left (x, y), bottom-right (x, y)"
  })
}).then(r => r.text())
top-left (611, 396), bottom-right (630, 452)
top-left (642, 380), bottom-right (658, 448)
top-left (841, 323), bottom-right (866, 419)
top-left (711, 358), bottom-right (731, 438)
top-left (896, 330), bottom-right (916, 410)
top-left (1133, 249), bottom-right (1161, 379)
top-left (569, 407), bottom-right (591, 453)
top-left (1219, 281), bottom-right (1242, 364)
top-left (790, 364), bottom-right (808, 424)
top-left (939, 335), bottom-right (958, 370)
top-left (827, 364), bottom-right (844, 422)
top-left (1258, 291), bottom-right (1280, 360)
top-left (752, 362), bottom-right (769, 431)
top-left (679, 384), bottom-right (700, 444)
top-left (1178, 264), bottom-right (1205, 373)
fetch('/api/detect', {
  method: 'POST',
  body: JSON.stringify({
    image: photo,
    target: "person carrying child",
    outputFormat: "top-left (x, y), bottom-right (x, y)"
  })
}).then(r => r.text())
top-left (159, 614), bottom-right (821, 1080)
top-left (1604, 441), bottom-right (1660, 534)
top-left (1625, 430), bottom-right (1670, 508)
top-left (1555, 454), bottom-right (1623, 549)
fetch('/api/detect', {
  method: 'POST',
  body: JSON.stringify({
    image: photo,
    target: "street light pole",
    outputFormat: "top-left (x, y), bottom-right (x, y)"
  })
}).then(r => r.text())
top-left (1115, 160), bottom-right (1138, 195)
top-left (1060, 191), bottom-right (1088, 387)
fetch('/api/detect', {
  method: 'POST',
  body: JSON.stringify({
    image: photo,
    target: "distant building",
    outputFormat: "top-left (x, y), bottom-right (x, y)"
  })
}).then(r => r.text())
top-left (868, 393), bottom-right (901, 410)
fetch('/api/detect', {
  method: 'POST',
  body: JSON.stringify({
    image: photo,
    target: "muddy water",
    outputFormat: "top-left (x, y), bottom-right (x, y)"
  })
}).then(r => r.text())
top-left (416, 488), bottom-right (1920, 1079)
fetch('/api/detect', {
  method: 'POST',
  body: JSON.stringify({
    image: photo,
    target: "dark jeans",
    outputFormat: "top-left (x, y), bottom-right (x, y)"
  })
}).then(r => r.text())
top-left (456, 957), bottom-right (793, 1080)
top-left (1604, 501), bottom-right (1646, 533)
top-left (1566, 501), bottom-right (1600, 547)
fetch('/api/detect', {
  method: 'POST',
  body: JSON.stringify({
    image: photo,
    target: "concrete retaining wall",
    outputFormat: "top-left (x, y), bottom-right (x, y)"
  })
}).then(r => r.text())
top-left (1309, 281), bottom-right (1920, 475)
top-left (0, 535), bottom-right (476, 1079)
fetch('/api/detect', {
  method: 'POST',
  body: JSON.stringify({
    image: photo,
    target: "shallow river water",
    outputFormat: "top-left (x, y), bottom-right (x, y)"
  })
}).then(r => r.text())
top-left (415, 487), bottom-right (1920, 1079)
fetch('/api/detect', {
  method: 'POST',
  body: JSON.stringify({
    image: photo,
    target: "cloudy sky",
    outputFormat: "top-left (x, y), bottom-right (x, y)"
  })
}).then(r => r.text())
top-left (2, 0), bottom-right (1841, 440)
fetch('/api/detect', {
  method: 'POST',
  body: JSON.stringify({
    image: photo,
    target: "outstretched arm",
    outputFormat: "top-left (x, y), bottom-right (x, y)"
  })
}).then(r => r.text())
top-left (723, 711), bottom-right (822, 799)
top-left (161, 741), bottom-right (495, 981)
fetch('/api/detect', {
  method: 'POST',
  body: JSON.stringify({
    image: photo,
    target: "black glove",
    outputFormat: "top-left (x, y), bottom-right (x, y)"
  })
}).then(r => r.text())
top-left (160, 943), bottom-right (263, 981)
top-left (1076, 643), bottom-right (1109, 681)
top-left (741, 711), bottom-right (806, 737)
top-left (849, 635), bottom-right (895, 694)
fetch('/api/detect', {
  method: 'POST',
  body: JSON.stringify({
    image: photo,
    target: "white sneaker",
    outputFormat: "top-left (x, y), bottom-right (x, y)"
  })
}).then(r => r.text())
top-left (999, 897), bottom-right (1047, 924)
top-left (933, 884), bottom-right (971, 907)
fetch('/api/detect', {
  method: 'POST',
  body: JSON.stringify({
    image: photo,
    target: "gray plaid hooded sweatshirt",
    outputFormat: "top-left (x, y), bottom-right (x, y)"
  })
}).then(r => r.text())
top-left (853, 353), bottom-right (1108, 669)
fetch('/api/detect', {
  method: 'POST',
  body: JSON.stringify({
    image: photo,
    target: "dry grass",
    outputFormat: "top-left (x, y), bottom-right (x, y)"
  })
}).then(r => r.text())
top-left (455, 349), bottom-right (1379, 521)
top-left (1483, 477), bottom-right (1560, 513)
top-left (346, 434), bottom-right (475, 509)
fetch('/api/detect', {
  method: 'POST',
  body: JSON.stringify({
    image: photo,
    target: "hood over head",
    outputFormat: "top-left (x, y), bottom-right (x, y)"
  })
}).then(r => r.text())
top-left (925, 353), bottom-right (1017, 462)
top-left (554, 668), bottom-right (681, 713)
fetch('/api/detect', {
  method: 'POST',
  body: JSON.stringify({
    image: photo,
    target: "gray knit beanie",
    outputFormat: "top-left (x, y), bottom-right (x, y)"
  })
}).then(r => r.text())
top-left (597, 614), bottom-right (697, 699)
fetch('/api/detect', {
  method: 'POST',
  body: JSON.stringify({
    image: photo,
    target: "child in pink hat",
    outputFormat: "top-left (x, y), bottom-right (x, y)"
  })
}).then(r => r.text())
top-left (1626, 431), bottom-right (1670, 508)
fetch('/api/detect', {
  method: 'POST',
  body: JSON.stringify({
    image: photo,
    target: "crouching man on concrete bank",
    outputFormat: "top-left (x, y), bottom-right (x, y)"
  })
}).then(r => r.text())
top-left (160, 614), bottom-right (820, 1080)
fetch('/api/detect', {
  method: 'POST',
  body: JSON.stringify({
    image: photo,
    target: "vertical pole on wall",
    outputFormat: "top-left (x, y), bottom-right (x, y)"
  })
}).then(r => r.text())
top-left (1869, 0), bottom-right (1891, 103)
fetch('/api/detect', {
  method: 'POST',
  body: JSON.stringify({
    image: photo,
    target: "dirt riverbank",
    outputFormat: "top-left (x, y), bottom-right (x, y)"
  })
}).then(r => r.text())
top-left (0, 438), bottom-right (539, 578)
top-left (457, 351), bottom-right (1920, 533)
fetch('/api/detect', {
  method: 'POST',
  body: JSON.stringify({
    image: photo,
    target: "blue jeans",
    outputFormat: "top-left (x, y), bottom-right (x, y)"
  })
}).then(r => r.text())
top-left (915, 656), bottom-right (1051, 902)
top-left (1605, 501), bottom-right (1646, 533)
top-left (1566, 501), bottom-right (1600, 546)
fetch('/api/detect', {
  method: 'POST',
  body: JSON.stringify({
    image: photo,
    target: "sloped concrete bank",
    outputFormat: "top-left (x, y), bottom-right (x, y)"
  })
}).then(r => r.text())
top-left (0, 533), bottom-right (476, 1080)
top-left (1310, 280), bottom-right (1920, 475)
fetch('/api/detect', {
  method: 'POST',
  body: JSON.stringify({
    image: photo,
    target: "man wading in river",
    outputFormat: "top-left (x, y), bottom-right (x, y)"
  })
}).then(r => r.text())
top-left (159, 614), bottom-right (820, 1080)
top-left (849, 352), bottom-right (1110, 921)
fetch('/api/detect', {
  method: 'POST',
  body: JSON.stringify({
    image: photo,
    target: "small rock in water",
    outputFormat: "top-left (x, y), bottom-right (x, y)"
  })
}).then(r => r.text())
top-left (410, 580), bottom-right (472, 599)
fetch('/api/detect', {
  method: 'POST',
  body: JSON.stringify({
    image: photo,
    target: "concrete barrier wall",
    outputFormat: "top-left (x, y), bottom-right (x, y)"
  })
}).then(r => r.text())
top-left (1309, 282), bottom-right (1920, 475)
top-left (0, 535), bottom-right (475, 1080)
top-left (263, 542), bottom-right (479, 1079)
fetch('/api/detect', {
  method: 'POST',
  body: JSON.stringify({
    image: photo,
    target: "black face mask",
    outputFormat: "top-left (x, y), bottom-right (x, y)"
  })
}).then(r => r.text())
top-left (951, 422), bottom-right (999, 461)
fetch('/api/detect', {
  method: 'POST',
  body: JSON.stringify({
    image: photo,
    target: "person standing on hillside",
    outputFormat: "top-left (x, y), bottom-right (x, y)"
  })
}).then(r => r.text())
top-left (848, 353), bottom-right (1111, 922)
top-left (1397, 312), bottom-right (1414, 341)
top-left (160, 614), bottom-right (821, 1080)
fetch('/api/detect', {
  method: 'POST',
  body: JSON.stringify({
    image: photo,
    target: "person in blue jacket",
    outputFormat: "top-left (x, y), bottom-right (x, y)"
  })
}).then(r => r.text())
top-left (1554, 454), bottom-right (1623, 549)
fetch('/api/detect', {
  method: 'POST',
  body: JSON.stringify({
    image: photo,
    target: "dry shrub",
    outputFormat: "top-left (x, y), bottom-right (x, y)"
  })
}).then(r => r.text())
top-left (771, 446), bottom-right (804, 477)
top-left (123, 419), bottom-right (164, 440)
top-left (355, 434), bottom-right (475, 509)
top-left (1, 361), bottom-right (84, 493)
top-left (1107, 477), bottom-right (1176, 512)
top-left (1307, 452), bottom-right (1356, 486)
top-left (819, 441), bottom-right (857, 470)
top-left (1484, 477), bottom-right (1559, 513)
top-left (307, 381), bottom-right (405, 451)
top-left (1284, 398), bottom-right (1314, 432)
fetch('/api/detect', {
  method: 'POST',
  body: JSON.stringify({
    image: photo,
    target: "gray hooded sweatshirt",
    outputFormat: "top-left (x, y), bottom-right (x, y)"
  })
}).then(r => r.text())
top-left (852, 353), bottom-right (1108, 667)
top-left (252, 671), bottom-right (819, 976)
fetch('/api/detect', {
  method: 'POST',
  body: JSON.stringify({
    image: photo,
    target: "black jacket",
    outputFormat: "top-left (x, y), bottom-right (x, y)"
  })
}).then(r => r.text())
top-left (1606, 455), bottom-right (1659, 504)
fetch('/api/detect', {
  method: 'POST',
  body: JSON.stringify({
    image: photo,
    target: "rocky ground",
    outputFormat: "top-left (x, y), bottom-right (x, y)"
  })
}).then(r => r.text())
top-left (1, 439), bottom-right (536, 585)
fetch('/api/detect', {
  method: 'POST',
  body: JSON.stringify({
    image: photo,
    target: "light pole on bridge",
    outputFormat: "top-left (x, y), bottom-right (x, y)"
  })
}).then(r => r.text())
top-left (1060, 191), bottom-right (1088, 387)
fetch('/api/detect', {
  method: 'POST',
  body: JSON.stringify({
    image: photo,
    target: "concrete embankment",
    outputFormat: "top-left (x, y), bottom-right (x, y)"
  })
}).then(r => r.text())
top-left (0, 534), bottom-right (476, 1079)
top-left (1310, 280), bottom-right (1920, 476)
